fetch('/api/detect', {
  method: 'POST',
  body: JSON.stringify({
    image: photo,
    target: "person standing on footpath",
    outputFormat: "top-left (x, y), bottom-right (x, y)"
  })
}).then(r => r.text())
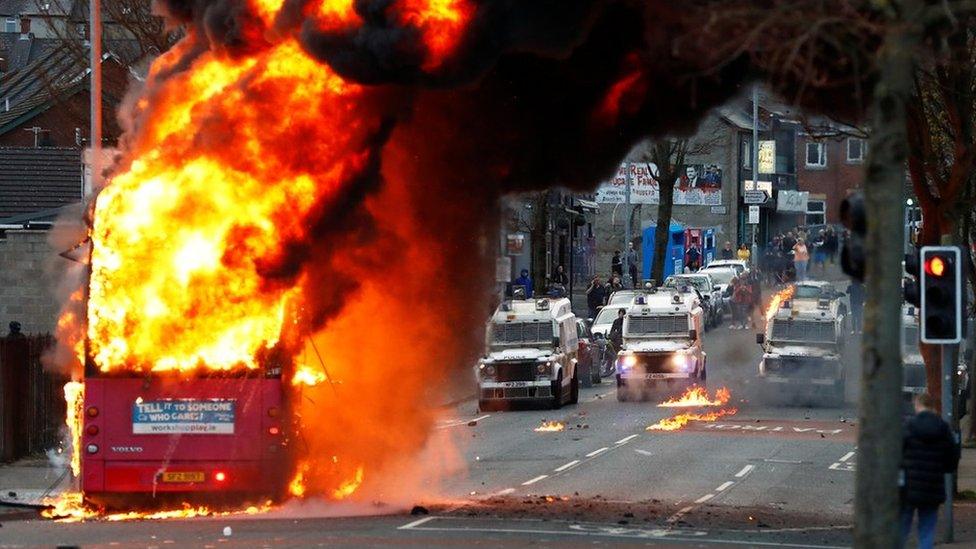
top-left (586, 276), bottom-right (607, 319)
top-left (611, 250), bottom-right (623, 277)
top-left (720, 241), bottom-right (734, 260)
top-left (737, 243), bottom-right (751, 263)
top-left (792, 238), bottom-right (809, 282)
top-left (900, 393), bottom-right (960, 549)
top-left (625, 242), bottom-right (640, 287)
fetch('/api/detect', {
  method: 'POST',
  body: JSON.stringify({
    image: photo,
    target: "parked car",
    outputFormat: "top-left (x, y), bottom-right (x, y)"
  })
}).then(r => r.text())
top-left (697, 265), bottom-right (738, 314)
top-left (663, 273), bottom-right (723, 328)
top-left (703, 259), bottom-right (749, 276)
top-left (576, 318), bottom-right (602, 385)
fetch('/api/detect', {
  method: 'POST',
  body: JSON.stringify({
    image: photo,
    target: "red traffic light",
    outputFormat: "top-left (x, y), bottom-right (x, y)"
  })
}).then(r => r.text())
top-left (924, 256), bottom-right (946, 277)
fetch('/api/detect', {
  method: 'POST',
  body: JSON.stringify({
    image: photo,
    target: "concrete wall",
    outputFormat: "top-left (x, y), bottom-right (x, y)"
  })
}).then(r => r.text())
top-left (0, 230), bottom-right (61, 334)
top-left (593, 113), bottom-right (740, 280)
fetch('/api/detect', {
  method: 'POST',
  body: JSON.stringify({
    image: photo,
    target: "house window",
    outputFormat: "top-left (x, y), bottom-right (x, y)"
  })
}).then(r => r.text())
top-left (4, 18), bottom-right (17, 32)
top-left (741, 138), bottom-right (752, 170)
top-left (805, 141), bottom-right (827, 168)
top-left (847, 138), bottom-right (865, 163)
top-left (806, 200), bottom-right (826, 226)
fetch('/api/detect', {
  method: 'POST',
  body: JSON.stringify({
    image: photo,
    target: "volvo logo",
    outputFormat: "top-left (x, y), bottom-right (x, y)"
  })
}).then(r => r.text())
top-left (111, 446), bottom-right (144, 453)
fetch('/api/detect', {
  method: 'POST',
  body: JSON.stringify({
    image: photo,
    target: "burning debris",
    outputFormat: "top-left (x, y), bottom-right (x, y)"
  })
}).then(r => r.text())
top-left (534, 421), bottom-right (566, 432)
top-left (41, 492), bottom-right (272, 523)
top-left (647, 386), bottom-right (739, 431)
top-left (657, 386), bottom-right (730, 408)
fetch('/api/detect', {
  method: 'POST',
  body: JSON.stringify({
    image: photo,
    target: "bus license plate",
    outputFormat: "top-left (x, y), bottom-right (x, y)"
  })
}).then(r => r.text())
top-left (162, 471), bottom-right (205, 483)
top-left (503, 381), bottom-right (529, 388)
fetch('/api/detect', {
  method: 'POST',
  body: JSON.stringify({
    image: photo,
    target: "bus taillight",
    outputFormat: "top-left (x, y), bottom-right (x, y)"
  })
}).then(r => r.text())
top-left (268, 426), bottom-right (280, 436)
top-left (86, 444), bottom-right (99, 454)
top-left (267, 407), bottom-right (279, 418)
top-left (86, 424), bottom-right (99, 436)
top-left (214, 471), bottom-right (227, 483)
top-left (86, 406), bottom-right (99, 418)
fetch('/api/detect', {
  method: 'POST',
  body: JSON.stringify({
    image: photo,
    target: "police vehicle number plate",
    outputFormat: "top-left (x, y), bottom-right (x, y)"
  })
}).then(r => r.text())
top-left (502, 381), bottom-right (530, 388)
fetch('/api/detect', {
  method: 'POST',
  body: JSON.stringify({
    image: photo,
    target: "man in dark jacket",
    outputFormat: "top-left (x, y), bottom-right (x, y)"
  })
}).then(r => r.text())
top-left (585, 276), bottom-right (607, 319)
top-left (608, 308), bottom-right (626, 352)
top-left (900, 393), bottom-right (960, 549)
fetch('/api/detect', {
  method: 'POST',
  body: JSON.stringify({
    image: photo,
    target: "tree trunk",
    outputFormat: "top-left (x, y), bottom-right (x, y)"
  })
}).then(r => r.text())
top-left (651, 169), bottom-right (676, 285)
top-left (854, 2), bottom-right (922, 546)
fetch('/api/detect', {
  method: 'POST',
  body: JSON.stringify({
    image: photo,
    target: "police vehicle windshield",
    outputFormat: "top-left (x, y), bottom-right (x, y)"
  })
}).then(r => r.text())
top-left (663, 276), bottom-right (709, 292)
top-left (489, 322), bottom-right (554, 350)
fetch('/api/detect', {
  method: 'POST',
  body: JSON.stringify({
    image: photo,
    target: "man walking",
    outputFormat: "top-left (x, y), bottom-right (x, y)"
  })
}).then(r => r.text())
top-left (900, 393), bottom-right (960, 549)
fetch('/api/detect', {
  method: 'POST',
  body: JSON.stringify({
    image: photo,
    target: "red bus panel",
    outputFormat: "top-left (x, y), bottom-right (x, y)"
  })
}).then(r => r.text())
top-left (81, 377), bottom-right (285, 499)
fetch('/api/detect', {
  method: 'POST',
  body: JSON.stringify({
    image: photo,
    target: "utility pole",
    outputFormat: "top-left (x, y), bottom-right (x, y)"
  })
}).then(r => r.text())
top-left (751, 86), bottom-right (759, 264)
top-left (853, 1), bottom-right (922, 546)
top-left (89, 0), bottom-right (102, 193)
top-left (624, 161), bottom-right (632, 288)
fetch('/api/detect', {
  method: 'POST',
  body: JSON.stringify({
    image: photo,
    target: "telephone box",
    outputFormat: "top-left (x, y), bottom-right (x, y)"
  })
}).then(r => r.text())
top-left (642, 221), bottom-right (685, 282)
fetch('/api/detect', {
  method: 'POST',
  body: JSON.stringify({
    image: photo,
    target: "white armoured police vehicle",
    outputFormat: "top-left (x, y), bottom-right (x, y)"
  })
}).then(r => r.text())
top-left (756, 281), bottom-right (847, 405)
top-left (477, 297), bottom-right (579, 410)
top-left (615, 287), bottom-right (706, 401)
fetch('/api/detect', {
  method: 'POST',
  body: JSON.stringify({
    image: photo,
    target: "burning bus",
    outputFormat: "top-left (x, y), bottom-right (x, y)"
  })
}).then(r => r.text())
top-left (79, 356), bottom-right (290, 507)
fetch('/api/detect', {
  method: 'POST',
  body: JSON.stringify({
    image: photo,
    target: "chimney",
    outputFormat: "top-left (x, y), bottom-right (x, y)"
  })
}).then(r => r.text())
top-left (19, 16), bottom-right (30, 37)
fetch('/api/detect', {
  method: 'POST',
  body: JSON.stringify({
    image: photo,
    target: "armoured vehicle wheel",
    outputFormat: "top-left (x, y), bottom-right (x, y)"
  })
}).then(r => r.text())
top-left (570, 370), bottom-right (579, 404)
top-left (551, 372), bottom-right (563, 409)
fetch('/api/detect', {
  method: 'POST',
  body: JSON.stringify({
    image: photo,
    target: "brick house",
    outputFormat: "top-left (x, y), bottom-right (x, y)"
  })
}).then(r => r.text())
top-left (795, 131), bottom-right (868, 225)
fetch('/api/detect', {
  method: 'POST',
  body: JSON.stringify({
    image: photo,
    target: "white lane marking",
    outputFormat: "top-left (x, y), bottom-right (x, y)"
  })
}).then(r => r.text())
top-left (715, 481), bottom-right (734, 492)
top-left (586, 447), bottom-right (609, 458)
top-left (694, 494), bottom-right (714, 504)
top-left (495, 488), bottom-right (515, 496)
top-left (436, 415), bottom-right (490, 429)
top-left (522, 475), bottom-right (548, 486)
top-left (665, 505), bottom-right (695, 524)
top-left (763, 459), bottom-right (802, 464)
top-left (615, 434), bottom-right (638, 445)
top-left (634, 449), bottom-right (654, 456)
top-left (839, 451), bottom-right (855, 462)
top-left (734, 465), bottom-right (754, 478)
top-left (398, 516), bottom-right (436, 530)
top-left (554, 460), bottom-right (579, 472)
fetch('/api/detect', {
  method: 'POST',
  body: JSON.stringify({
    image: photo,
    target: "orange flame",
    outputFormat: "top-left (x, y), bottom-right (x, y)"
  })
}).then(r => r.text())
top-left (657, 386), bottom-right (730, 408)
top-left (292, 366), bottom-right (328, 387)
top-left (647, 386), bottom-right (738, 431)
top-left (646, 407), bottom-right (738, 431)
top-left (396, 0), bottom-right (473, 69)
top-left (534, 420), bottom-right (566, 432)
top-left (42, 491), bottom-right (272, 523)
top-left (764, 285), bottom-right (796, 323)
top-left (64, 381), bottom-right (85, 477)
top-left (332, 465), bottom-right (365, 499)
top-left (288, 460), bottom-right (311, 498)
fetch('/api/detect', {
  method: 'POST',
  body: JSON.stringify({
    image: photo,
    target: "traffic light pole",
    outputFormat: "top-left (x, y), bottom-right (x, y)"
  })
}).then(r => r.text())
top-left (942, 344), bottom-right (955, 543)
